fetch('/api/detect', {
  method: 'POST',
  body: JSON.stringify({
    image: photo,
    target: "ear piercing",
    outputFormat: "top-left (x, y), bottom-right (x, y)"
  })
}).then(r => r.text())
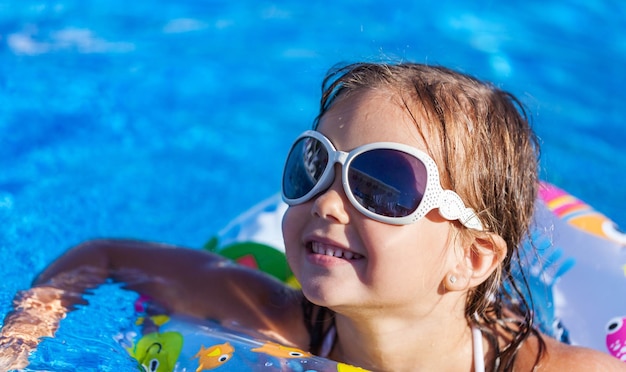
top-left (449, 275), bottom-right (457, 284)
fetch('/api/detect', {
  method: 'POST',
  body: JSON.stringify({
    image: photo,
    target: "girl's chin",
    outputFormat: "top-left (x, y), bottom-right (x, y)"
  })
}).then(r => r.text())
top-left (299, 280), bottom-right (342, 306)
top-left (298, 277), bottom-right (363, 310)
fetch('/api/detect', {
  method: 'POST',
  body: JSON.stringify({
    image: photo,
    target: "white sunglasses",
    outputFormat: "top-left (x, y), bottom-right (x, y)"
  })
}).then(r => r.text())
top-left (282, 130), bottom-right (484, 230)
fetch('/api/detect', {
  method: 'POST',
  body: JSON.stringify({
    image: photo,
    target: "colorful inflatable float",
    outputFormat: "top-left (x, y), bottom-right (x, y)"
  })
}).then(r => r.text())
top-left (531, 182), bottom-right (626, 361)
top-left (123, 307), bottom-right (365, 371)
top-left (201, 181), bottom-right (626, 364)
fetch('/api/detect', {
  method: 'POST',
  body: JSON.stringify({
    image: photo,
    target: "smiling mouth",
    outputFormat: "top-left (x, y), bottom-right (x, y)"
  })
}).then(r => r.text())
top-left (309, 242), bottom-right (364, 260)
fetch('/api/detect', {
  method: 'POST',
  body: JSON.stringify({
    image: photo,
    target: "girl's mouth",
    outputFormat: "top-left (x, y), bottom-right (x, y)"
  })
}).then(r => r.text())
top-left (309, 241), bottom-right (364, 260)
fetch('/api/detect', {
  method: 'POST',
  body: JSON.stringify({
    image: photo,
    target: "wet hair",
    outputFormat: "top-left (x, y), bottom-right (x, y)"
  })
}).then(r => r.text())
top-left (303, 62), bottom-right (543, 370)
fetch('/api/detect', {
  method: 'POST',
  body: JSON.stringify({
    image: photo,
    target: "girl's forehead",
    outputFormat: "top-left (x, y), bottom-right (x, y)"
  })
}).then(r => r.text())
top-left (317, 90), bottom-right (429, 151)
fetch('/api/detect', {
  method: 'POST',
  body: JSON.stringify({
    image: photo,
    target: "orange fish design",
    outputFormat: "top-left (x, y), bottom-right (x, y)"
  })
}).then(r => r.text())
top-left (251, 341), bottom-right (312, 358)
top-left (194, 342), bottom-right (234, 371)
top-left (539, 182), bottom-right (626, 245)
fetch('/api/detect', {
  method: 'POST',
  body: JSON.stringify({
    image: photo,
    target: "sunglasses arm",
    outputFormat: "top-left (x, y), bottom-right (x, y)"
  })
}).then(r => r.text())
top-left (438, 190), bottom-right (484, 231)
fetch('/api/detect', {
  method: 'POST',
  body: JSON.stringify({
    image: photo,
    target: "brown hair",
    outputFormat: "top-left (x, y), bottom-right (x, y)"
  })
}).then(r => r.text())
top-left (304, 62), bottom-right (543, 370)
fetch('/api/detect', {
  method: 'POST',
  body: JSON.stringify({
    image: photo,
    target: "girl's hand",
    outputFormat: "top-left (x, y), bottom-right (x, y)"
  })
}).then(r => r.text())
top-left (0, 286), bottom-right (69, 370)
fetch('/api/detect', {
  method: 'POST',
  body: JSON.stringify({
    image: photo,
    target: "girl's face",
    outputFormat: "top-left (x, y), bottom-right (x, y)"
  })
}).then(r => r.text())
top-left (282, 90), bottom-right (463, 318)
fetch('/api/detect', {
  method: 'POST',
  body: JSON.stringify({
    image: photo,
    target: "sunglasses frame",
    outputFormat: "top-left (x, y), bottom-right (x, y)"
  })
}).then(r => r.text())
top-left (282, 130), bottom-right (484, 231)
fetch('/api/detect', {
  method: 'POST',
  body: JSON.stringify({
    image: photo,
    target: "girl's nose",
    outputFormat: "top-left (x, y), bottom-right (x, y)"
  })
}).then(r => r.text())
top-left (310, 165), bottom-right (350, 224)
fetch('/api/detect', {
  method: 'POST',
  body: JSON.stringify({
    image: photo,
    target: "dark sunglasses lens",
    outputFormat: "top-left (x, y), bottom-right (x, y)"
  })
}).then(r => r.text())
top-left (348, 149), bottom-right (427, 217)
top-left (283, 137), bottom-right (329, 200)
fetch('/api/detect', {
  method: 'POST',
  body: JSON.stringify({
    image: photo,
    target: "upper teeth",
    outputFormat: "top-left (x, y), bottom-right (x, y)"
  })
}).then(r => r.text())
top-left (311, 242), bottom-right (362, 260)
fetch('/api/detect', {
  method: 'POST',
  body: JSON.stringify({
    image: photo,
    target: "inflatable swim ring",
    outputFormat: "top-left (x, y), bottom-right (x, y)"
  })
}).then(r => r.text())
top-left (122, 295), bottom-right (367, 371)
top-left (205, 181), bottom-right (626, 363)
top-left (123, 314), bottom-right (365, 371)
top-left (533, 182), bottom-right (626, 361)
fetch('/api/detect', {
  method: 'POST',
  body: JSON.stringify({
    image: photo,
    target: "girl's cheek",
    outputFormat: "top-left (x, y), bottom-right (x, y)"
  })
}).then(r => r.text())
top-left (282, 206), bottom-right (306, 244)
top-left (282, 206), bottom-right (307, 278)
top-left (282, 206), bottom-right (295, 233)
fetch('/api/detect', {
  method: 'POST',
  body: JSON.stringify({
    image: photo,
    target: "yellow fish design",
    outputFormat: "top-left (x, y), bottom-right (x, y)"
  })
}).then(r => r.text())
top-left (127, 331), bottom-right (183, 372)
top-left (135, 314), bottom-right (172, 327)
top-left (194, 342), bottom-right (235, 371)
top-left (338, 362), bottom-right (370, 371)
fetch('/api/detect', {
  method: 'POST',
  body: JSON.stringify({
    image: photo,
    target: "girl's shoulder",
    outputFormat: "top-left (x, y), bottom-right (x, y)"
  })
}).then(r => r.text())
top-left (516, 333), bottom-right (626, 371)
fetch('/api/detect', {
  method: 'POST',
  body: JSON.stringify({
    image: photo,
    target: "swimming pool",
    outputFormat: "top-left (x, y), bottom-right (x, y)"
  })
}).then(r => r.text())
top-left (2, 0), bottom-right (625, 369)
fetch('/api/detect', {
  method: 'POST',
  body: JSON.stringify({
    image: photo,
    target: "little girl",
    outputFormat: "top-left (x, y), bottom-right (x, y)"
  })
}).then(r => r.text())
top-left (1, 62), bottom-right (622, 371)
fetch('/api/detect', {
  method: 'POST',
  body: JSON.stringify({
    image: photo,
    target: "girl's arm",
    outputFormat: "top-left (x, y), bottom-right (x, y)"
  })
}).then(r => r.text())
top-left (0, 238), bottom-right (305, 370)
top-left (34, 238), bottom-right (301, 320)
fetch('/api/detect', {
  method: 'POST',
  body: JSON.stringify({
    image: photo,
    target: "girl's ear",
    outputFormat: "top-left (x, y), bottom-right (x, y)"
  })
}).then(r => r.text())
top-left (467, 234), bottom-right (507, 287)
top-left (445, 233), bottom-right (507, 291)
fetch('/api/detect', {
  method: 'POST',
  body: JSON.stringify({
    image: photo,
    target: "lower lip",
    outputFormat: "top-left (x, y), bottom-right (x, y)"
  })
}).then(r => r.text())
top-left (305, 250), bottom-right (360, 267)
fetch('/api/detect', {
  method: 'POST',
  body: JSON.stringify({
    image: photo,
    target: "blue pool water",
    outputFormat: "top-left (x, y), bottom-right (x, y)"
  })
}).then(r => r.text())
top-left (1, 0), bottom-right (625, 369)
